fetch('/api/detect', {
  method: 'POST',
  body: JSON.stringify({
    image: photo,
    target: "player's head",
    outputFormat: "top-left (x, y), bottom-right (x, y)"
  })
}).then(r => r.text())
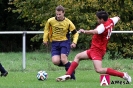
top-left (96, 11), bottom-right (108, 24)
top-left (55, 5), bottom-right (65, 21)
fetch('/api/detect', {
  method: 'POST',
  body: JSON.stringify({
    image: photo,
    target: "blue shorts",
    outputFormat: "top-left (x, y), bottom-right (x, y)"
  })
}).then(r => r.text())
top-left (51, 40), bottom-right (71, 57)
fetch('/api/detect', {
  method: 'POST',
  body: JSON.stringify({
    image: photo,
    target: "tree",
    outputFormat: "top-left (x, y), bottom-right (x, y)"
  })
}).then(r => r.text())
top-left (10, 0), bottom-right (133, 58)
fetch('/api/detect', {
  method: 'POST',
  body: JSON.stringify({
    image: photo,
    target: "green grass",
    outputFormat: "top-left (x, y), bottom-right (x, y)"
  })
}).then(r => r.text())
top-left (0, 51), bottom-right (133, 88)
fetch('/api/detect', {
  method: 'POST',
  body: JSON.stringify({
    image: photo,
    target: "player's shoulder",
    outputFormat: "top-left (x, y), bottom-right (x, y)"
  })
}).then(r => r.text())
top-left (64, 17), bottom-right (72, 22)
top-left (64, 17), bottom-right (74, 25)
top-left (47, 17), bottom-right (56, 22)
top-left (110, 16), bottom-right (120, 20)
top-left (109, 16), bottom-right (120, 25)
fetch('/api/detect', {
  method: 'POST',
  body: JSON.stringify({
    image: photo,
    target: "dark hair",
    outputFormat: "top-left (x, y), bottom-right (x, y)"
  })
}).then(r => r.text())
top-left (96, 11), bottom-right (108, 21)
top-left (56, 5), bottom-right (65, 13)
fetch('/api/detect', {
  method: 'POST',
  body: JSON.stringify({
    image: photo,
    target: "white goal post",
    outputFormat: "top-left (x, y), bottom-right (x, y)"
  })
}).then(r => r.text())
top-left (0, 31), bottom-right (132, 70)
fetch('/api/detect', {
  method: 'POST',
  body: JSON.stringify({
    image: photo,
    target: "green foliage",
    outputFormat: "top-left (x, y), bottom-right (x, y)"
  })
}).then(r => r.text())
top-left (9, 0), bottom-right (133, 58)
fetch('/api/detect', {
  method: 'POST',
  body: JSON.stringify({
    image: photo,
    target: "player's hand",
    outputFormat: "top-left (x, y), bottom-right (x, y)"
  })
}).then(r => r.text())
top-left (79, 29), bottom-right (85, 33)
top-left (71, 43), bottom-right (76, 48)
top-left (43, 41), bottom-right (48, 46)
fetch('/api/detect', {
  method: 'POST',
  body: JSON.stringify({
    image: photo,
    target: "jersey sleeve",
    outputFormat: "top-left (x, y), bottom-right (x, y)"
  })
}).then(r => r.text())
top-left (68, 19), bottom-right (79, 44)
top-left (110, 17), bottom-right (119, 25)
top-left (72, 32), bottom-right (79, 44)
top-left (43, 19), bottom-right (50, 42)
top-left (95, 24), bottom-right (105, 34)
top-left (68, 20), bottom-right (76, 31)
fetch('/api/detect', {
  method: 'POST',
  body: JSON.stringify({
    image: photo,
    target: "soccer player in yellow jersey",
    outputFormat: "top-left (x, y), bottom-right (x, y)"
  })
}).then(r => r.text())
top-left (43, 5), bottom-right (79, 80)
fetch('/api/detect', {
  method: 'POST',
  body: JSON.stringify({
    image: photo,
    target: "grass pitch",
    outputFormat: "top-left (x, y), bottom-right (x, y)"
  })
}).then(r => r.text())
top-left (0, 51), bottom-right (133, 88)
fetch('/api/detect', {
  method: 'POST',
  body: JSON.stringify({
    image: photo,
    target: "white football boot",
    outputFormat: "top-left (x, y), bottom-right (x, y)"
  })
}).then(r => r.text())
top-left (56, 75), bottom-right (71, 82)
top-left (123, 72), bottom-right (132, 83)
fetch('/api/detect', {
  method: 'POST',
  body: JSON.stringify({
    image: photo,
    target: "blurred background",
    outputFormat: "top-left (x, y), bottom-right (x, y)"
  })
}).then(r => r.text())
top-left (0, 0), bottom-right (133, 59)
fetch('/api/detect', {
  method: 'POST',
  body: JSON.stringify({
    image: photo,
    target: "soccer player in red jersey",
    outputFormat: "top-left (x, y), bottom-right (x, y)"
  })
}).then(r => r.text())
top-left (56, 10), bottom-right (132, 83)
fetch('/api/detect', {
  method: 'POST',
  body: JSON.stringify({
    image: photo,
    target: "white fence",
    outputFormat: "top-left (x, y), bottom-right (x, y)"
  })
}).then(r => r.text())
top-left (0, 31), bottom-right (133, 70)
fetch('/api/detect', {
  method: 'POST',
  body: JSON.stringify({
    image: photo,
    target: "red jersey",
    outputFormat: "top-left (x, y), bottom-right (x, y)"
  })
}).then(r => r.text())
top-left (91, 18), bottom-right (114, 51)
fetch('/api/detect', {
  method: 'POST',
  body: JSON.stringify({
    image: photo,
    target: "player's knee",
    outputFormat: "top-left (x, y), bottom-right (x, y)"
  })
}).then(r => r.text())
top-left (75, 54), bottom-right (81, 60)
top-left (95, 68), bottom-right (103, 73)
top-left (53, 62), bottom-right (59, 66)
top-left (73, 54), bottom-right (82, 63)
top-left (61, 54), bottom-right (67, 60)
top-left (52, 60), bottom-right (60, 66)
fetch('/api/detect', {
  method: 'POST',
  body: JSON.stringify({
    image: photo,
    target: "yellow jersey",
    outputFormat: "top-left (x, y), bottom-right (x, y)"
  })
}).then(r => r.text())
top-left (43, 17), bottom-right (79, 44)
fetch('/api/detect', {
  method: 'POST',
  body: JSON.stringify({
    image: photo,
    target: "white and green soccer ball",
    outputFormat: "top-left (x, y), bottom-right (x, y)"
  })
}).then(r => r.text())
top-left (37, 71), bottom-right (48, 81)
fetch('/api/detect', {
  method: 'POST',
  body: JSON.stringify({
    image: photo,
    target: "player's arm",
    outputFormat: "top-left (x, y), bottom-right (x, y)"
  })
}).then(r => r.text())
top-left (71, 30), bottom-right (79, 44)
top-left (68, 19), bottom-right (79, 44)
top-left (84, 29), bottom-right (98, 34)
top-left (110, 16), bottom-right (120, 25)
top-left (43, 20), bottom-right (50, 43)
top-left (79, 24), bottom-right (105, 35)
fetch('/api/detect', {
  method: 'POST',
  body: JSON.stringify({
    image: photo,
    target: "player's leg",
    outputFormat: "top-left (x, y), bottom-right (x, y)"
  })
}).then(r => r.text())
top-left (60, 54), bottom-right (76, 79)
top-left (56, 50), bottom-right (89, 81)
top-left (0, 63), bottom-right (8, 77)
top-left (92, 60), bottom-right (131, 83)
top-left (91, 48), bottom-right (131, 83)
top-left (66, 51), bottom-right (89, 75)
top-left (90, 47), bottom-right (124, 76)
top-left (52, 55), bottom-right (61, 66)
top-left (60, 40), bottom-right (76, 80)
top-left (51, 41), bottom-right (64, 66)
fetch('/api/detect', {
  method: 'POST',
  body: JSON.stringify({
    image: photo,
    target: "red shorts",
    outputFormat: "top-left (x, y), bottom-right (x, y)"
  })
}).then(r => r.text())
top-left (86, 47), bottom-right (106, 61)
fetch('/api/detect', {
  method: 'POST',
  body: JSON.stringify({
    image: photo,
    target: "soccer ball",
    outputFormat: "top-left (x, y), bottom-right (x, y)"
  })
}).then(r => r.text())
top-left (36, 71), bottom-right (48, 81)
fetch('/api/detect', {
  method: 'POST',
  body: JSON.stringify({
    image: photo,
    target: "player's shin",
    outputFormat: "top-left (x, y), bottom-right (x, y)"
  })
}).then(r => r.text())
top-left (66, 61), bottom-right (78, 78)
top-left (106, 68), bottom-right (124, 78)
top-left (65, 61), bottom-right (76, 80)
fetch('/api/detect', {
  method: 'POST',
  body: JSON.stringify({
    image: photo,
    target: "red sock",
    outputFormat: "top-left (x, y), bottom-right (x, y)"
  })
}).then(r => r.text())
top-left (66, 61), bottom-right (78, 75)
top-left (106, 68), bottom-right (124, 78)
